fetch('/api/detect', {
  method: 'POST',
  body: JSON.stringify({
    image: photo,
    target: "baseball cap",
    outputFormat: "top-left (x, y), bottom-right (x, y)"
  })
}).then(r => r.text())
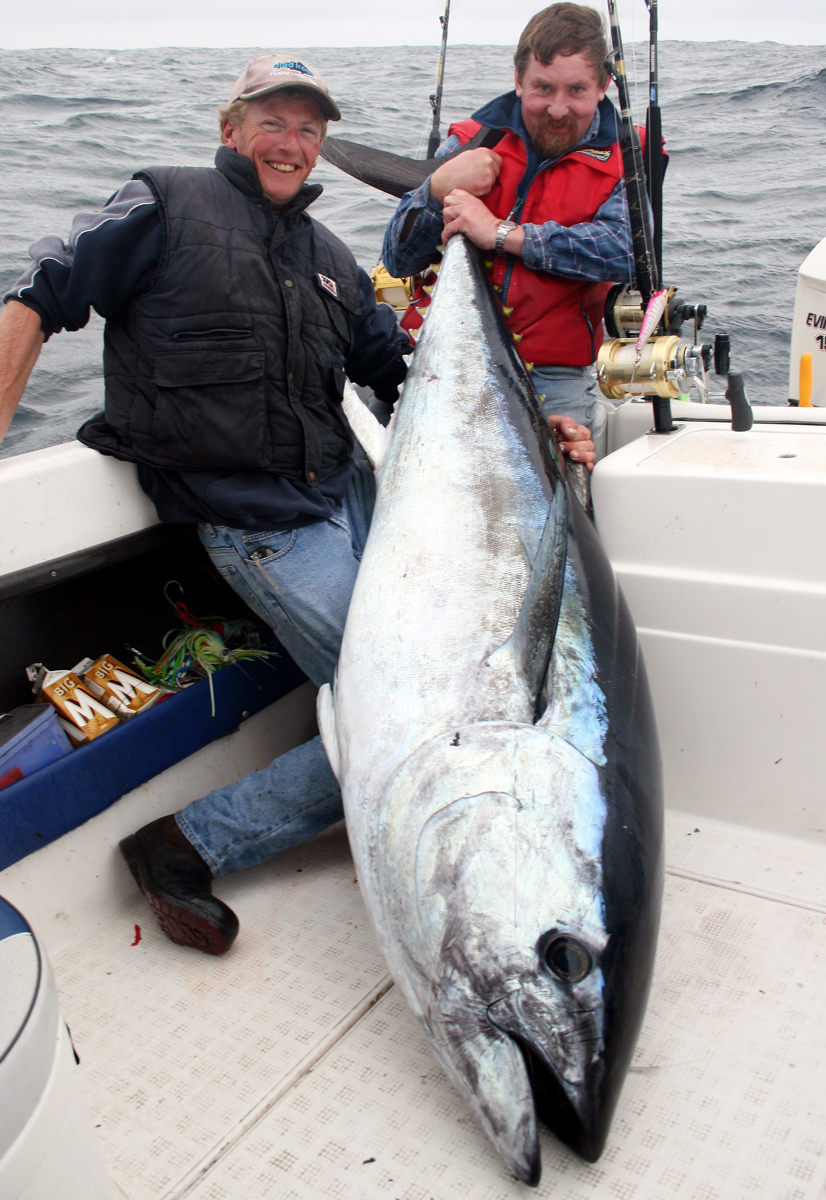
top-left (228, 55), bottom-right (341, 121)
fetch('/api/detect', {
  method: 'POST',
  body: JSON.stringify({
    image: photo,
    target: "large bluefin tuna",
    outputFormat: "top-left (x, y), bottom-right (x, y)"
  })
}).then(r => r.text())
top-left (318, 234), bottom-right (663, 1186)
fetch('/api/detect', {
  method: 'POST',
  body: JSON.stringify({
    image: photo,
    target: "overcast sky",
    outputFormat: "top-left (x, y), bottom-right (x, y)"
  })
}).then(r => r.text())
top-left (1, 0), bottom-right (822, 50)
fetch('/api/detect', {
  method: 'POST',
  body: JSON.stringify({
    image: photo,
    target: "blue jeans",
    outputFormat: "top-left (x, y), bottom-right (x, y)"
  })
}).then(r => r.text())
top-left (532, 365), bottom-right (598, 428)
top-left (176, 454), bottom-right (375, 877)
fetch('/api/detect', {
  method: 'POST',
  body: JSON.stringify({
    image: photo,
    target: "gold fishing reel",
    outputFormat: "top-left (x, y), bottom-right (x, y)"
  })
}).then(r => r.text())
top-left (604, 285), bottom-right (646, 338)
top-left (596, 336), bottom-right (711, 401)
top-left (604, 283), bottom-right (691, 340)
top-left (370, 262), bottom-right (416, 311)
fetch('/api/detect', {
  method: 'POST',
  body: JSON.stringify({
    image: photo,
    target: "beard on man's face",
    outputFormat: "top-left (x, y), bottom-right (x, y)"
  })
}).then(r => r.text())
top-left (530, 113), bottom-right (579, 159)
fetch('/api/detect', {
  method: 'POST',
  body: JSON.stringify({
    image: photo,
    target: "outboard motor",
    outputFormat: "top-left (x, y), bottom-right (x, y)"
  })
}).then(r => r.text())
top-left (789, 235), bottom-right (826, 406)
top-left (0, 895), bottom-right (112, 1199)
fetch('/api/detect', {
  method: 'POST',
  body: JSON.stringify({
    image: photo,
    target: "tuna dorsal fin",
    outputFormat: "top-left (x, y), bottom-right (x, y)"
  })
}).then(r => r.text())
top-left (485, 483), bottom-right (568, 722)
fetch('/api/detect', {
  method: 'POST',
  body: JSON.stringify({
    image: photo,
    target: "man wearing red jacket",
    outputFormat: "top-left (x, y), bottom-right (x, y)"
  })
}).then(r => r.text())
top-left (383, 2), bottom-right (640, 434)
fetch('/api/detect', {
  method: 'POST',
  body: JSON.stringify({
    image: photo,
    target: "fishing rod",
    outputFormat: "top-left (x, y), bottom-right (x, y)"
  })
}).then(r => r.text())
top-left (644, 0), bottom-right (664, 279)
top-left (426, 0), bottom-right (451, 159)
top-left (598, 0), bottom-right (752, 433)
top-left (605, 0), bottom-right (658, 303)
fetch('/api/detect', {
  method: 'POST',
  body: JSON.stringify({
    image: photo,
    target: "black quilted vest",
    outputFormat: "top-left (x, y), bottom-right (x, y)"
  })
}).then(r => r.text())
top-left (78, 148), bottom-right (360, 484)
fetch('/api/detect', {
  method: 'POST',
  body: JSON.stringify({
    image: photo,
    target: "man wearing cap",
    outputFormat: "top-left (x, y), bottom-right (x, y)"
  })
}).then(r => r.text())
top-left (383, 3), bottom-right (645, 444)
top-left (0, 53), bottom-right (593, 955)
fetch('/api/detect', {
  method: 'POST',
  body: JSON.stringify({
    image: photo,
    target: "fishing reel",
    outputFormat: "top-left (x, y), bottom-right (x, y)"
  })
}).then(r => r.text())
top-left (597, 287), bottom-right (751, 431)
top-left (596, 335), bottom-right (712, 400)
top-left (598, 286), bottom-right (730, 404)
top-left (604, 284), bottom-right (708, 341)
top-left (371, 262), bottom-right (415, 311)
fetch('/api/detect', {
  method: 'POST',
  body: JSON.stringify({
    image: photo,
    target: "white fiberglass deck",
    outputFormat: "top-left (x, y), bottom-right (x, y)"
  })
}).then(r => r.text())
top-left (39, 807), bottom-right (826, 1200)
top-left (4, 409), bottom-right (826, 1198)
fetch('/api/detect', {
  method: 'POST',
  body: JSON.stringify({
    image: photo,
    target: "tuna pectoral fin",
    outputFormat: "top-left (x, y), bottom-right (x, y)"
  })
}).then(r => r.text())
top-left (485, 483), bottom-right (567, 721)
top-left (341, 380), bottom-right (394, 472)
top-left (316, 684), bottom-right (342, 781)
top-left (437, 1028), bottom-right (540, 1186)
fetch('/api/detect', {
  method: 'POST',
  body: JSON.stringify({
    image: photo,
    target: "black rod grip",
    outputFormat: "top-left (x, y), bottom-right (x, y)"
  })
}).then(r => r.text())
top-left (645, 104), bottom-right (663, 280)
top-left (714, 333), bottom-right (731, 376)
top-left (726, 371), bottom-right (753, 432)
top-left (619, 123), bottom-right (658, 302)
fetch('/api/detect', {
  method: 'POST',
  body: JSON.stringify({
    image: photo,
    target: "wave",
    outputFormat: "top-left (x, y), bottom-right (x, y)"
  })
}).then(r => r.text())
top-left (727, 66), bottom-right (826, 104)
top-left (0, 92), bottom-right (152, 109)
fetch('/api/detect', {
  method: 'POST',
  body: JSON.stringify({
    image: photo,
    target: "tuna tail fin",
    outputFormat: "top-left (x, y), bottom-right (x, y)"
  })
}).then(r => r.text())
top-left (342, 380), bottom-right (395, 473)
top-left (485, 483), bottom-right (568, 722)
top-left (316, 684), bottom-right (342, 781)
top-left (320, 137), bottom-right (436, 199)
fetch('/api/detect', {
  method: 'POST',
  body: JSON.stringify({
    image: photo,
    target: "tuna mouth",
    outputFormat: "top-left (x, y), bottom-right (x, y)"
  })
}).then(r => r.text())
top-left (487, 991), bottom-right (608, 1163)
top-left (517, 1038), bottom-right (608, 1163)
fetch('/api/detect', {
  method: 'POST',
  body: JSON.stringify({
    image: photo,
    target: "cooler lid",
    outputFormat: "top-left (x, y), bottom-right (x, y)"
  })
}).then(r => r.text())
top-left (0, 896), bottom-right (40, 1063)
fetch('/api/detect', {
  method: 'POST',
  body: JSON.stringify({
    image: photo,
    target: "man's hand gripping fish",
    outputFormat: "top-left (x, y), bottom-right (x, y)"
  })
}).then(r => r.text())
top-left (319, 234), bottom-right (663, 1186)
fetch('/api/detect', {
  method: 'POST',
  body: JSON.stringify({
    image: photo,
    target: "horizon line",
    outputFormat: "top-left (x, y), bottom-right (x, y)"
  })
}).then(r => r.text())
top-left (0, 37), bottom-right (821, 50)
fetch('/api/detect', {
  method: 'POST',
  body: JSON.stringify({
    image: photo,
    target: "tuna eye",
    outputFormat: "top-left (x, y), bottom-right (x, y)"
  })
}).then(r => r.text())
top-left (543, 935), bottom-right (592, 983)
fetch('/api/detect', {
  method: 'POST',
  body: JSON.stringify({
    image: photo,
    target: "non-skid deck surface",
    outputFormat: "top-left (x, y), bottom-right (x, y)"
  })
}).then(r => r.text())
top-left (53, 814), bottom-right (826, 1200)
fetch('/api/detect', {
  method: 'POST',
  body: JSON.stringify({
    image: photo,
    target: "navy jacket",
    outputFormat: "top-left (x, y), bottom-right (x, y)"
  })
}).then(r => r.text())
top-left (7, 148), bottom-right (409, 529)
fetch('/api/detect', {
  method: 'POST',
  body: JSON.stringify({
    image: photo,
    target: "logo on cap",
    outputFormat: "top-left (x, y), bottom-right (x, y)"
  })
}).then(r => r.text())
top-left (317, 273), bottom-right (338, 298)
top-left (271, 61), bottom-right (314, 77)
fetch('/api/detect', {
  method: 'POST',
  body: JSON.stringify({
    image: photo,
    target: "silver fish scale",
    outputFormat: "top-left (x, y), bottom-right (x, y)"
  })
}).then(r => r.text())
top-left (334, 239), bottom-right (547, 784)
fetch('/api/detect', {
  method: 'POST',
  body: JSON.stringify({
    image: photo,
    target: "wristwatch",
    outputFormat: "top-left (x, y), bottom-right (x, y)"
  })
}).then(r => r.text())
top-left (495, 220), bottom-right (519, 256)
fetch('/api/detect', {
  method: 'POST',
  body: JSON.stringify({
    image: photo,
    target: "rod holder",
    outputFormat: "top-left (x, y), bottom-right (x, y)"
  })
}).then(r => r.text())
top-left (651, 396), bottom-right (675, 433)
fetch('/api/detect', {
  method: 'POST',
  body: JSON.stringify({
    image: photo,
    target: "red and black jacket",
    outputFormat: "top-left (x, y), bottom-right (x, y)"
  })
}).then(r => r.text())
top-left (404, 93), bottom-right (647, 368)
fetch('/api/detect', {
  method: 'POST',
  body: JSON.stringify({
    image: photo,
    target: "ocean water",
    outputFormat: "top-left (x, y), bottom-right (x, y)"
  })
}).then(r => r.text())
top-left (0, 41), bottom-right (824, 458)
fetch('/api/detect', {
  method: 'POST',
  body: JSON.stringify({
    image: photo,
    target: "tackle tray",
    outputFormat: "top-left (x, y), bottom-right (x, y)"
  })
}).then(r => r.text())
top-left (0, 649), bottom-right (306, 871)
